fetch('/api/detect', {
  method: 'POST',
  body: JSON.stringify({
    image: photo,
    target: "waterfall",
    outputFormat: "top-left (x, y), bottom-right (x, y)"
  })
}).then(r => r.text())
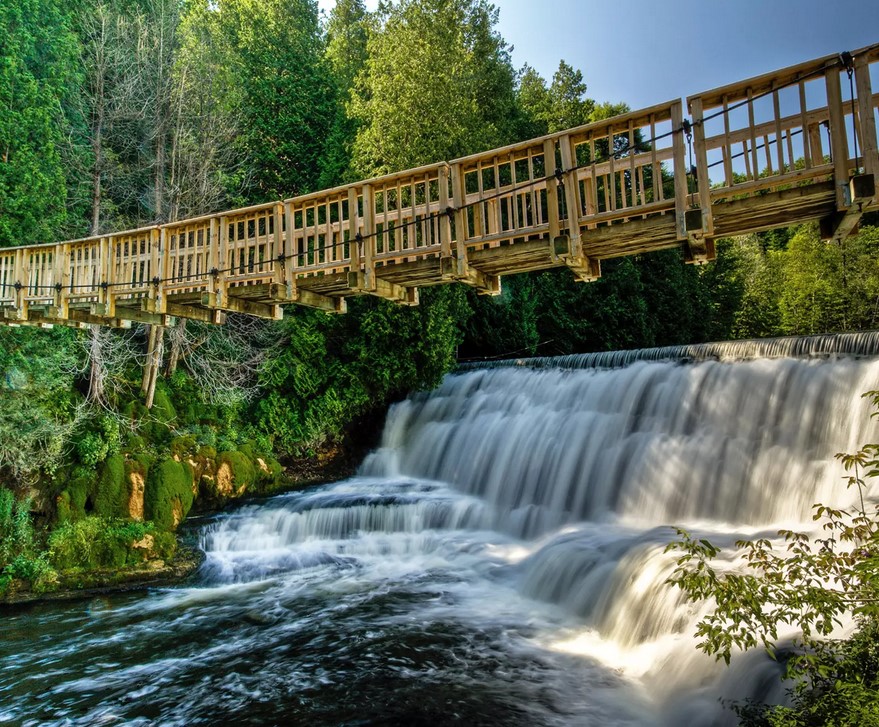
top-left (200, 335), bottom-right (879, 723)
top-left (8, 334), bottom-right (879, 726)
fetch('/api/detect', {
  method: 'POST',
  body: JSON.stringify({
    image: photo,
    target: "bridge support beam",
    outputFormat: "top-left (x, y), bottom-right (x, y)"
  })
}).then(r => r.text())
top-left (347, 272), bottom-right (418, 305)
top-left (200, 292), bottom-right (283, 320)
top-left (682, 209), bottom-right (716, 264)
top-left (820, 174), bottom-right (876, 243)
top-left (440, 256), bottom-right (501, 295)
top-left (268, 283), bottom-right (346, 313)
top-left (553, 236), bottom-right (601, 282)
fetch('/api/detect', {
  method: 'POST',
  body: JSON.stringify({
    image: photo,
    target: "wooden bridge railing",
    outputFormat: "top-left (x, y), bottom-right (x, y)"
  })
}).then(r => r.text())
top-left (2, 43), bottom-right (878, 329)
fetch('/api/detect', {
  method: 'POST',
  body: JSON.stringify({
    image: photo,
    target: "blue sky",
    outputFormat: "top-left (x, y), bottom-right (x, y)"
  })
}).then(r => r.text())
top-left (317, 0), bottom-right (879, 109)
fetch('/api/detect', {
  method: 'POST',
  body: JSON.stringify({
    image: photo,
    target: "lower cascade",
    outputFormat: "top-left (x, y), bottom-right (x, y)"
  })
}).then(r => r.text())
top-left (3, 335), bottom-right (879, 726)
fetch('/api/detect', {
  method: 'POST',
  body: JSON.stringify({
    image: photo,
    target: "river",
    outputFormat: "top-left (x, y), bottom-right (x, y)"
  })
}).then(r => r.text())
top-left (2, 335), bottom-right (878, 726)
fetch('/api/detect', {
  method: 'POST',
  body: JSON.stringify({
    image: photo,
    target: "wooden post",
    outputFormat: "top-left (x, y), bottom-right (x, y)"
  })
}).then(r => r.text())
top-left (12, 248), bottom-right (30, 321)
top-left (689, 97), bottom-right (714, 236)
top-left (53, 243), bottom-right (70, 320)
top-left (543, 138), bottom-right (561, 245)
top-left (284, 201), bottom-right (297, 298)
top-left (558, 134), bottom-right (581, 255)
top-left (855, 54), bottom-right (878, 179)
top-left (671, 102), bottom-right (689, 240)
top-left (825, 65), bottom-right (850, 210)
top-left (273, 203), bottom-right (284, 284)
top-left (217, 216), bottom-right (229, 307)
top-left (438, 165), bottom-right (452, 258)
top-left (450, 163), bottom-right (470, 278)
top-left (361, 183), bottom-right (376, 291)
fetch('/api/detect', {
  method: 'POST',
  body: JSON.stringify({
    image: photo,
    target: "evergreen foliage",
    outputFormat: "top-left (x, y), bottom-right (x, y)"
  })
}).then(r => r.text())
top-left (0, 0), bottom-right (79, 246)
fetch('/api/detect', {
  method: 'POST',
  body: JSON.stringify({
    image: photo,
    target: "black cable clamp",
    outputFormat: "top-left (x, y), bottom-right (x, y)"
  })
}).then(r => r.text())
top-left (355, 232), bottom-right (364, 243)
top-left (209, 267), bottom-right (220, 278)
top-left (554, 167), bottom-right (565, 185)
top-left (13, 281), bottom-right (22, 291)
top-left (840, 51), bottom-right (854, 75)
top-left (445, 206), bottom-right (456, 219)
top-left (682, 119), bottom-right (692, 142)
top-left (55, 283), bottom-right (63, 292)
top-left (276, 253), bottom-right (286, 263)
top-left (100, 281), bottom-right (109, 290)
top-left (152, 276), bottom-right (161, 287)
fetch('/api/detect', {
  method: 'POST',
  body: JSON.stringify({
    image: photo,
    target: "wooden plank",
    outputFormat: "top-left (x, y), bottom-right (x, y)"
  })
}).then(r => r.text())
top-left (201, 291), bottom-right (282, 320)
top-left (671, 102), bottom-right (689, 240)
top-left (347, 271), bottom-right (417, 305)
top-left (438, 165), bottom-right (452, 257)
top-left (689, 96), bottom-right (715, 237)
top-left (361, 184), bottom-right (376, 290)
top-left (855, 54), bottom-right (879, 178)
top-left (825, 66), bottom-right (850, 210)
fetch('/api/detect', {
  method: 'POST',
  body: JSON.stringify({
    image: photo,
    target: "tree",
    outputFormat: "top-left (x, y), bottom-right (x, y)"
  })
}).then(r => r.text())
top-left (349, 0), bottom-right (518, 174)
top-left (318, 0), bottom-right (369, 187)
top-left (0, 0), bottom-right (79, 246)
top-left (216, 0), bottom-right (335, 201)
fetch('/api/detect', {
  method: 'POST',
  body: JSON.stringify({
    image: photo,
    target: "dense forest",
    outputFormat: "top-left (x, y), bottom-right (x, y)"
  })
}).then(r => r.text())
top-left (1, 0), bottom-right (878, 608)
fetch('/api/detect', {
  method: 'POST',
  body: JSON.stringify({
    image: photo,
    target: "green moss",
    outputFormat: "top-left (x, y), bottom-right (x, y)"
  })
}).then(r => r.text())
top-left (198, 445), bottom-right (217, 461)
top-left (170, 435), bottom-right (197, 458)
top-left (238, 441), bottom-right (255, 458)
top-left (55, 491), bottom-right (73, 523)
top-left (132, 453), bottom-right (155, 473)
top-left (218, 450), bottom-right (256, 490)
top-left (48, 517), bottom-right (168, 571)
top-left (125, 434), bottom-right (145, 452)
top-left (58, 466), bottom-right (94, 521)
top-left (92, 454), bottom-right (128, 518)
top-left (144, 457), bottom-right (194, 531)
top-left (151, 386), bottom-right (176, 424)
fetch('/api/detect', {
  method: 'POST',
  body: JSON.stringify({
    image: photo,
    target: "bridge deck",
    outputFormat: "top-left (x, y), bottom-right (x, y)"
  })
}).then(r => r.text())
top-left (2, 43), bottom-right (878, 328)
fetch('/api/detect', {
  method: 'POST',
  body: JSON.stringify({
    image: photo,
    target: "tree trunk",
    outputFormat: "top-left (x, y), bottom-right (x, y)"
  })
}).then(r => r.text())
top-left (144, 325), bottom-right (165, 409)
top-left (86, 326), bottom-right (105, 405)
top-left (165, 318), bottom-right (186, 376)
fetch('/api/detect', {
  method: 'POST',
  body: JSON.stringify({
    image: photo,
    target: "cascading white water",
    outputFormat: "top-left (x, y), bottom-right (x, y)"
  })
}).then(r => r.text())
top-left (196, 337), bottom-right (879, 725)
top-left (4, 336), bottom-right (879, 726)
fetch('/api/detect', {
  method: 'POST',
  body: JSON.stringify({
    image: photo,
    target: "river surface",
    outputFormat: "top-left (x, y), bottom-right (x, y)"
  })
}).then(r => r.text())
top-left (2, 337), bottom-right (878, 726)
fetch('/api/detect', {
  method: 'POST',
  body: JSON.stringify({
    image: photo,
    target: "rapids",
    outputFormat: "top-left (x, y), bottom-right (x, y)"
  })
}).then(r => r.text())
top-left (2, 335), bottom-right (878, 726)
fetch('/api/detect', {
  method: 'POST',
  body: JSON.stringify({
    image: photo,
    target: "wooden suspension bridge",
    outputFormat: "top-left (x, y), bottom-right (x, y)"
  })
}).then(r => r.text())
top-left (2, 44), bottom-right (878, 330)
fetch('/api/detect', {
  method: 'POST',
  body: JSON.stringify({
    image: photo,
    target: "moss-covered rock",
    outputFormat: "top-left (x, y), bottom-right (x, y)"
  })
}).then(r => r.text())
top-left (47, 517), bottom-right (176, 571)
top-left (92, 454), bottom-right (128, 518)
top-left (169, 435), bottom-right (197, 459)
top-left (208, 450), bottom-right (255, 503)
top-left (124, 458), bottom-right (148, 521)
top-left (144, 457), bottom-right (194, 531)
top-left (151, 386), bottom-right (176, 424)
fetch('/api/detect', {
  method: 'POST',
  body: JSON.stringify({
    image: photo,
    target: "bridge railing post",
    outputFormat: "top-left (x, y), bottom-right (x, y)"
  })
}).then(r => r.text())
top-left (542, 138), bottom-right (561, 245)
top-left (688, 97), bottom-right (715, 239)
top-left (438, 165), bottom-right (452, 259)
top-left (854, 53), bottom-right (878, 180)
top-left (273, 203), bottom-right (285, 286)
top-left (361, 183), bottom-right (376, 291)
top-left (825, 63), bottom-right (851, 211)
top-left (671, 102), bottom-right (689, 240)
top-left (53, 243), bottom-right (70, 320)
